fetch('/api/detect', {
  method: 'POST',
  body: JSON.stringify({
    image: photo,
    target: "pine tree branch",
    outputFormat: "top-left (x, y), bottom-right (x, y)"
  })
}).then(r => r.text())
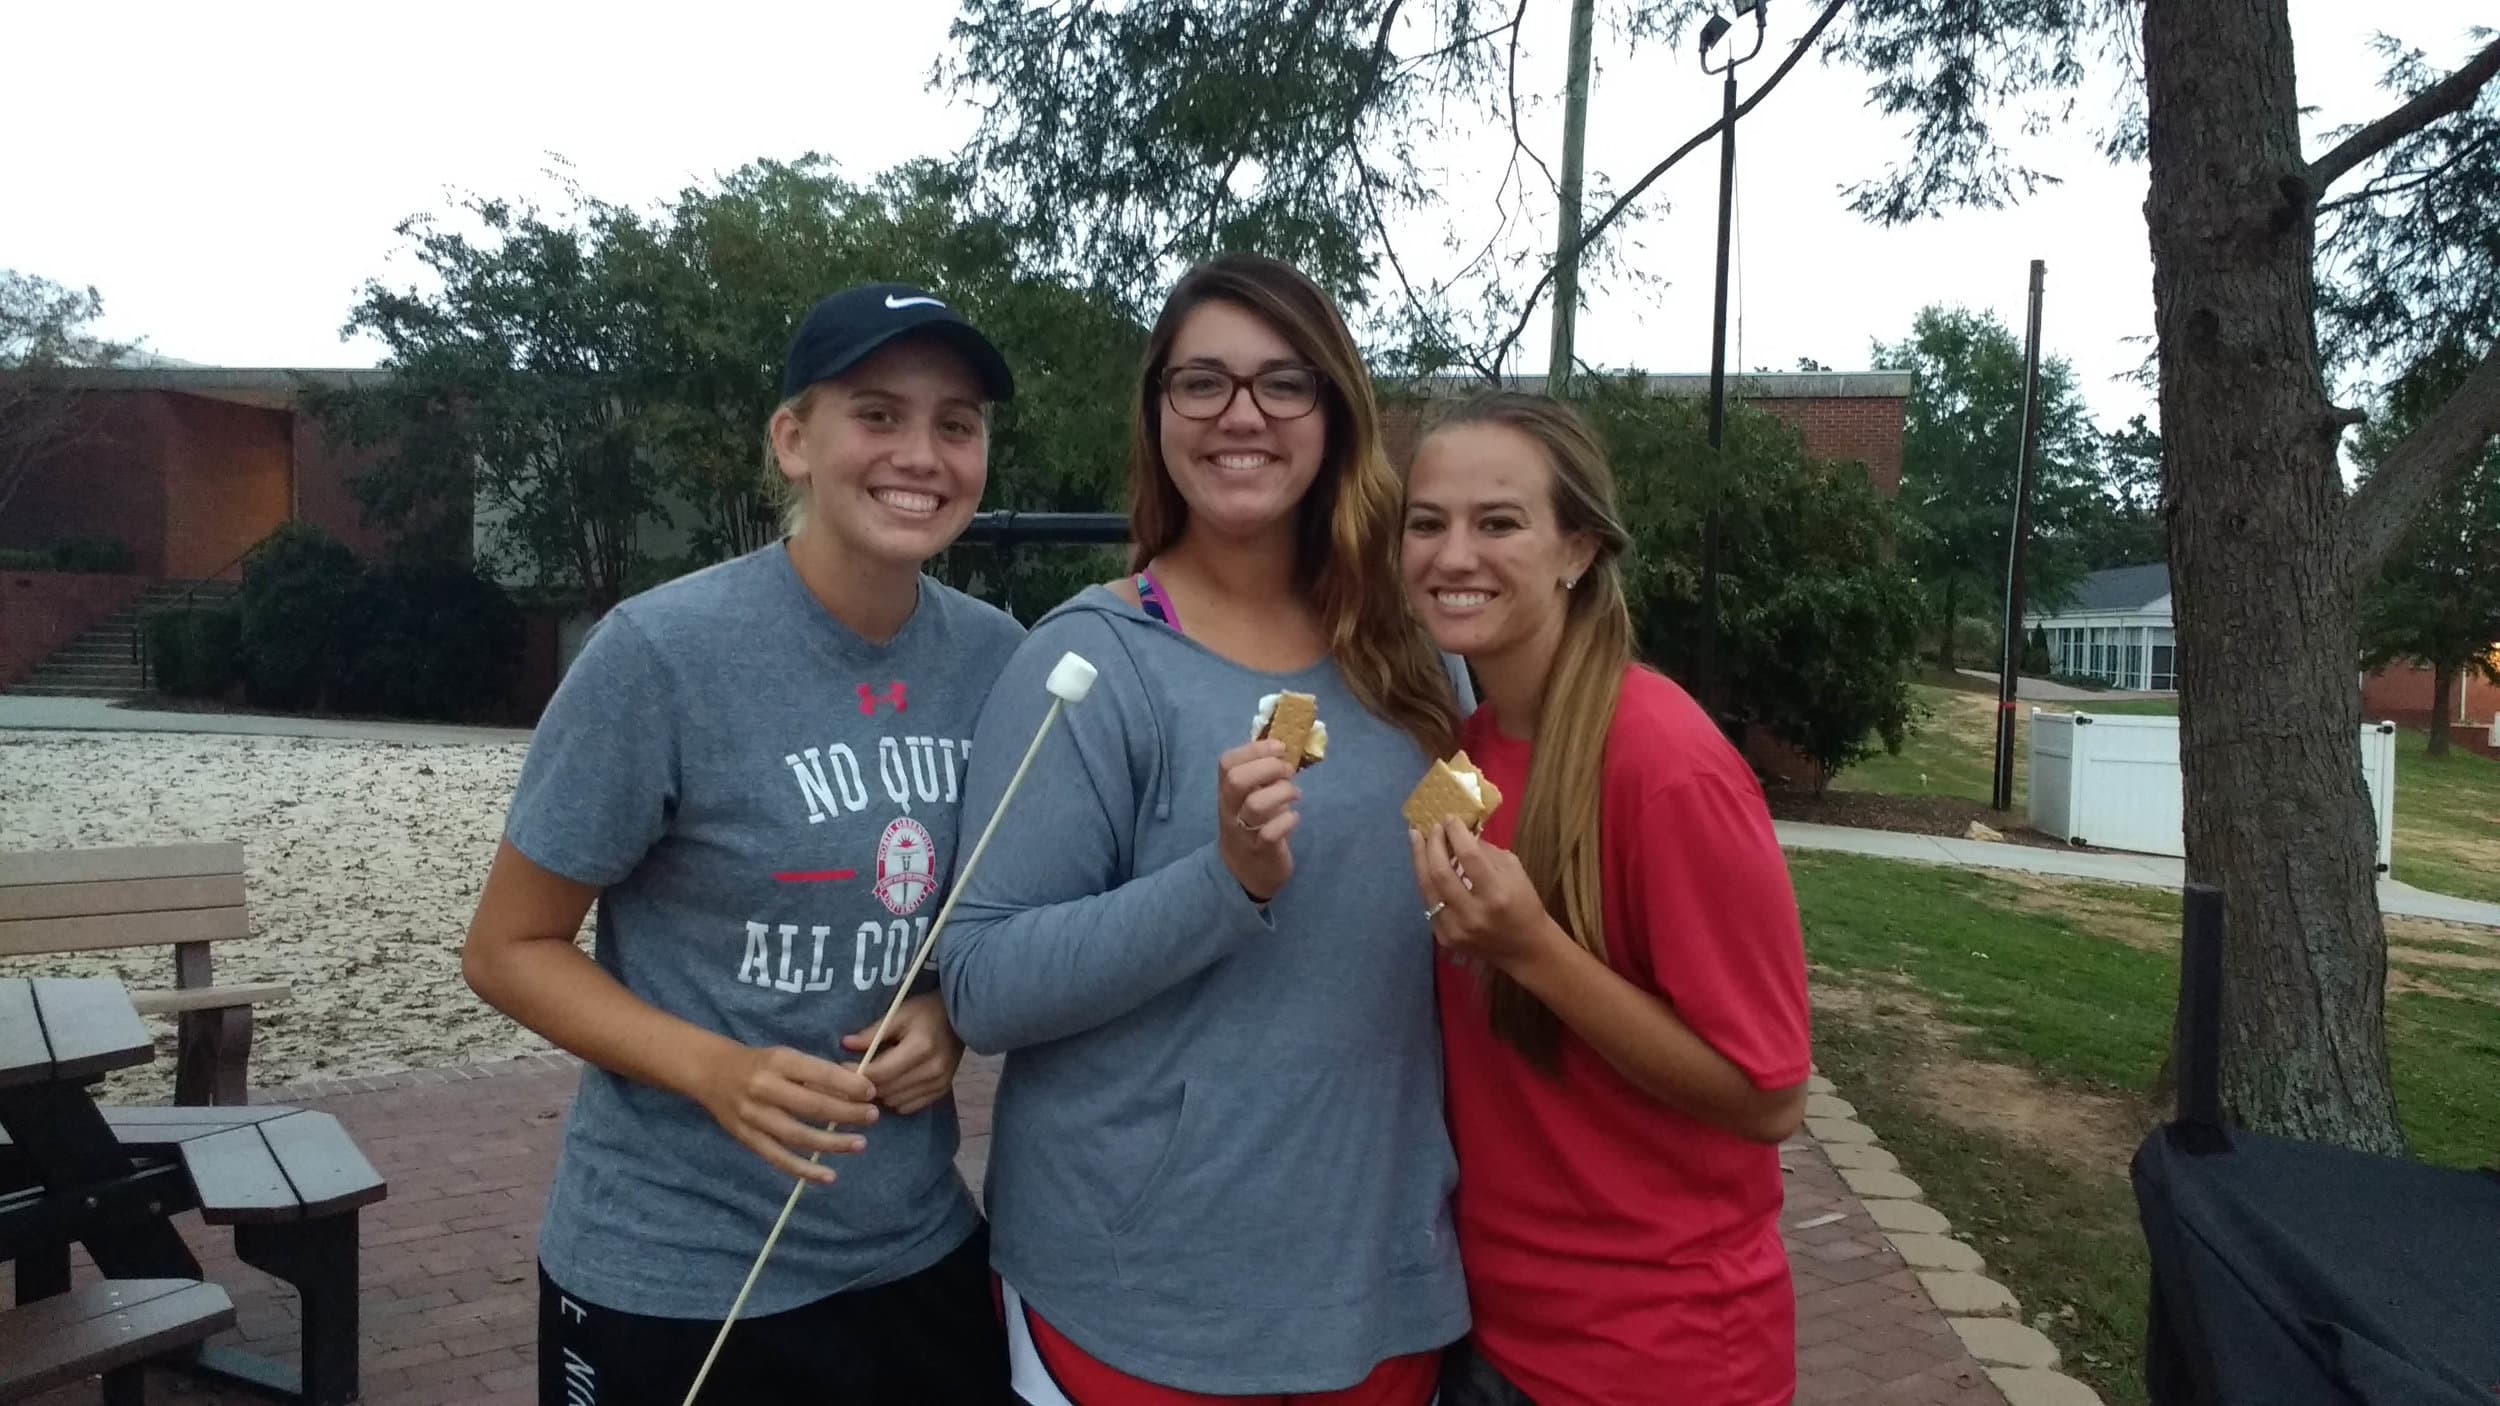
top-left (2316, 126), bottom-right (2500, 217)
top-left (1482, 0), bottom-right (1847, 375)
top-left (2345, 338), bottom-right (2500, 585)
top-left (2308, 36), bottom-right (2500, 196)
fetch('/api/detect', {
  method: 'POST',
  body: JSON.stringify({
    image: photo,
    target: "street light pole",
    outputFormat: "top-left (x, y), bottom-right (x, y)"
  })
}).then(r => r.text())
top-left (1705, 56), bottom-right (1739, 456)
top-left (1992, 259), bottom-right (2048, 813)
top-left (1697, 1), bottom-right (1765, 725)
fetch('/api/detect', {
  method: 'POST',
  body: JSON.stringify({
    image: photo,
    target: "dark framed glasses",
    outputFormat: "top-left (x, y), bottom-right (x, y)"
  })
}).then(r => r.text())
top-left (1158, 364), bottom-right (1327, 421)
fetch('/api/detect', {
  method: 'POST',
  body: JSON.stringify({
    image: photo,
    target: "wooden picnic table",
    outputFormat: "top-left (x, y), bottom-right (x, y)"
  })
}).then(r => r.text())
top-left (0, 976), bottom-right (205, 1298)
top-left (0, 976), bottom-right (385, 1405)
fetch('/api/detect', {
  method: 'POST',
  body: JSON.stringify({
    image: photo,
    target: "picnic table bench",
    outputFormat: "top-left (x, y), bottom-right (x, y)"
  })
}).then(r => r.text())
top-left (0, 976), bottom-right (385, 1405)
top-left (0, 842), bottom-right (287, 1105)
top-left (0, 1279), bottom-right (235, 1404)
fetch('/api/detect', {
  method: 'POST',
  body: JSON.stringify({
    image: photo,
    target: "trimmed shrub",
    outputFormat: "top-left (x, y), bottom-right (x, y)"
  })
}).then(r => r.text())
top-left (0, 548), bottom-right (51, 571)
top-left (2022, 625), bottom-right (2054, 677)
top-left (238, 524), bottom-right (366, 710)
top-left (142, 606), bottom-right (242, 698)
top-left (332, 561), bottom-right (523, 721)
top-left (48, 537), bottom-right (134, 573)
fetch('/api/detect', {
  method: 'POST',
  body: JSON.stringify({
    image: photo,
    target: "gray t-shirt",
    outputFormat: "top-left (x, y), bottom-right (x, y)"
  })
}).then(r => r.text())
top-left (504, 543), bottom-right (1025, 1319)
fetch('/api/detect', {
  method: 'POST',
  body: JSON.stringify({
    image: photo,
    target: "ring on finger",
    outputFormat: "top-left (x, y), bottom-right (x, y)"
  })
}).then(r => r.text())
top-left (1236, 810), bottom-right (1258, 831)
top-left (1423, 901), bottom-right (1447, 921)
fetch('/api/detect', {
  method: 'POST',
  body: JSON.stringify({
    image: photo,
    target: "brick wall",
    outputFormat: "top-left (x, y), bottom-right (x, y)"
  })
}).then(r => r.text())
top-left (2363, 658), bottom-right (2497, 727)
top-left (0, 392), bottom-right (172, 576)
top-left (293, 412), bottom-right (401, 561)
top-left (160, 394), bottom-right (292, 579)
top-left (1752, 397), bottom-right (1905, 497)
top-left (0, 572), bottom-right (146, 687)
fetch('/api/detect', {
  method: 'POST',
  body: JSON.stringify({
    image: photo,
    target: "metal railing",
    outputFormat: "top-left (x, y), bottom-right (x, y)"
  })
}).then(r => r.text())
top-left (957, 510), bottom-right (1129, 547)
top-left (133, 538), bottom-right (262, 692)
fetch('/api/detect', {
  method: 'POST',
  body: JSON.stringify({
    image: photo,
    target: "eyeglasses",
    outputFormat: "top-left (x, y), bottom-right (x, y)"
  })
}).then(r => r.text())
top-left (1158, 364), bottom-right (1326, 421)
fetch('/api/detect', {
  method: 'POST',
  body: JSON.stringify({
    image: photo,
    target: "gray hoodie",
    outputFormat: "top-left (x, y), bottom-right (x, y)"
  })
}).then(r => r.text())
top-left (938, 587), bottom-right (1470, 1393)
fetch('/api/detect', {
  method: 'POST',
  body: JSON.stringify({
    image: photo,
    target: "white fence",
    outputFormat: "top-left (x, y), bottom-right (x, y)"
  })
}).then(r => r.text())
top-left (2028, 711), bottom-right (2398, 870)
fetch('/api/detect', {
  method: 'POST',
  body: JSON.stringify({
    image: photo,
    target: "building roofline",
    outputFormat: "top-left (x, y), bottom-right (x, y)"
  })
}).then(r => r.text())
top-left (0, 365), bottom-right (392, 410)
top-left (28, 366), bottom-right (388, 392)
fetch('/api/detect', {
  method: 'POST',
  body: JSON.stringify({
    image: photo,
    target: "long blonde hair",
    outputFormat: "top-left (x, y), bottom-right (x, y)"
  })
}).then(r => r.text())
top-left (1128, 254), bottom-right (1457, 757)
top-left (1418, 391), bottom-right (1634, 1068)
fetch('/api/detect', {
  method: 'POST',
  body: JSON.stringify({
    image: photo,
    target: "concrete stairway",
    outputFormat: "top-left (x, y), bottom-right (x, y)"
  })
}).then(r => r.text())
top-left (6, 579), bottom-right (239, 699)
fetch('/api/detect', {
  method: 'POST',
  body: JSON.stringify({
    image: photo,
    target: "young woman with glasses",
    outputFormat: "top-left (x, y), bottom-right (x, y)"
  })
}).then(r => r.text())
top-left (936, 253), bottom-right (1472, 1405)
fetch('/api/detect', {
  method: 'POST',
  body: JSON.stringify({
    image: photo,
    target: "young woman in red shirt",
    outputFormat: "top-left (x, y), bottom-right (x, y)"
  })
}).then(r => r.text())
top-left (1399, 390), bottom-right (1814, 1406)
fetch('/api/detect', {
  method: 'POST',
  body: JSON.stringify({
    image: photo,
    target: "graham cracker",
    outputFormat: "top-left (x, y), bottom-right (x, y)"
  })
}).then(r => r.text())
top-left (1402, 754), bottom-right (1502, 833)
top-left (1257, 691), bottom-right (1324, 770)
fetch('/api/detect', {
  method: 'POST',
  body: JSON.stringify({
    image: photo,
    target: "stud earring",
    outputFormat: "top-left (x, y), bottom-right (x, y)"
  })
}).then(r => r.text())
top-left (1563, 576), bottom-right (1578, 591)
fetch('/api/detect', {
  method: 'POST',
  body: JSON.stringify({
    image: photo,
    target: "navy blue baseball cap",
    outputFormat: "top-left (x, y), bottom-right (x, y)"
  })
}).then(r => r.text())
top-left (781, 282), bottom-right (1016, 402)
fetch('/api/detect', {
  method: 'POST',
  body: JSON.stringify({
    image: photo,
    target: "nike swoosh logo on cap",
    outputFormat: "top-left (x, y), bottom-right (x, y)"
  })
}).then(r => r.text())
top-left (885, 294), bottom-right (945, 309)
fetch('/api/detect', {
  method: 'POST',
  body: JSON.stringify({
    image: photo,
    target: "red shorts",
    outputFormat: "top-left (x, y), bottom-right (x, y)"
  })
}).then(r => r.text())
top-left (998, 1279), bottom-right (1442, 1405)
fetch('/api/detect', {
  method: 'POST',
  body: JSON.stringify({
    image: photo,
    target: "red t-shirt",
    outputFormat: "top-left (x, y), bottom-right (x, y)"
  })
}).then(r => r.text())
top-left (1440, 664), bottom-right (1812, 1406)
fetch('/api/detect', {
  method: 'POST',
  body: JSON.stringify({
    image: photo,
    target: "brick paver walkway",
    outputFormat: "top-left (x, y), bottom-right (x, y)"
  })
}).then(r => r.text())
top-left (28, 1055), bottom-right (2001, 1404)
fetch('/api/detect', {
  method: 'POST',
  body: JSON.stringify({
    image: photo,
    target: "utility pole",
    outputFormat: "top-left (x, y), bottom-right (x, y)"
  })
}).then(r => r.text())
top-left (1992, 258), bottom-right (2048, 812)
top-left (1545, 0), bottom-right (1598, 389)
top-left (1697, 0), bottom-right (1764, 726)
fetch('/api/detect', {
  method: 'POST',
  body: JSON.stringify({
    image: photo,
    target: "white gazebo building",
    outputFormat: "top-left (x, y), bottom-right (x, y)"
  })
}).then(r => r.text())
top-left (2026, 563), bottom-right (2176, 693)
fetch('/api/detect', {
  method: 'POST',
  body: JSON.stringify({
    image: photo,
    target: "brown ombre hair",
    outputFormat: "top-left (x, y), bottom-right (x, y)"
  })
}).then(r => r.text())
top-left (1128, 254), bottom-right (1457, 757)
top-left (1415, 391), bottom-right (1634, 1068)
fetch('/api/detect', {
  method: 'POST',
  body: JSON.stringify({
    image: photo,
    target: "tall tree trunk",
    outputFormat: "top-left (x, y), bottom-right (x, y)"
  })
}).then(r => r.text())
top-left (2428, 661), bottom-right (2455, 758)
top-left (1937, 578), bottom-right (1961, 672)
top-left (2143, 0), bottom-right (2405, 1154)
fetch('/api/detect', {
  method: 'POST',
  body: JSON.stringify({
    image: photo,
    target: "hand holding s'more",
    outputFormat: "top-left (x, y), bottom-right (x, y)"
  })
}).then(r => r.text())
top-left (1221, 691), bottom-right (1326, 902)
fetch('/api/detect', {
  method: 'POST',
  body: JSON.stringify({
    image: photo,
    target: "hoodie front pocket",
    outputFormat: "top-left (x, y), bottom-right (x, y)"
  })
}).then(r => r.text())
top-left (1107, 1067), bottom-right (1452, 1310)
top-left (1104, 1080), bottom-right (1193, 1239)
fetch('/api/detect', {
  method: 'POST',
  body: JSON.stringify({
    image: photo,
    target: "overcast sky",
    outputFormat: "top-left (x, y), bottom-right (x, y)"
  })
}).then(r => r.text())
top-left (4, 1), bottom-right (2487, 433)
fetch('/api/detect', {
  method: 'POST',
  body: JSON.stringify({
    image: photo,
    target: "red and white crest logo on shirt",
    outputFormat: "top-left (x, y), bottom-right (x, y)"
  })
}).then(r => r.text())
top-left (873, 816), bottom-right (938, 916)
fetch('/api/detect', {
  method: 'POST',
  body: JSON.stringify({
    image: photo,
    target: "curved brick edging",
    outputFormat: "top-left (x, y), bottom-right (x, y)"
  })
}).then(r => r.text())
top-left (1806, 1074), bottom-right (2111, 1406)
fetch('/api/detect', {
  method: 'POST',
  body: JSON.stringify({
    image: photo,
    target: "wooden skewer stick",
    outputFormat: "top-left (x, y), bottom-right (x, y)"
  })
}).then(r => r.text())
top-left (680, 652), bottom-right (1097, 1405)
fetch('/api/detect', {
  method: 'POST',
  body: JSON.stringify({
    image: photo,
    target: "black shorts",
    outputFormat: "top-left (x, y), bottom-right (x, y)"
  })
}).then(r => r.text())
top-left (537, 1223), bottom-right (1011, 1405)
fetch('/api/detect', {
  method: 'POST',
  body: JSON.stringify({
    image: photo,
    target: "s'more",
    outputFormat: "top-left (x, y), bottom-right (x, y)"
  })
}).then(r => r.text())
top-left (1251, 691), bottom-right (1329, 770)
top-left (1403, 750), bottom-right (1502, 834)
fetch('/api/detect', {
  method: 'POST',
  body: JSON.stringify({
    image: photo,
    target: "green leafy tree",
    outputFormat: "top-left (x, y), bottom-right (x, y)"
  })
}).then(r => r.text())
top-left (1874, 306), bottom-right (2102, 671)
top-left (945, 0), bottom-right (2500, 1155)
top-left (2076, 413), bottom-right (2165, 571)
top-left (1572, 376), bottom-right (1925, 790)
top-left (0, 269), bottom-right (133, 527)
top-left (307, 181), bottom-right (666, 609)
top-left (310, 160), bottom-right (1145, 618)
top-left (2358, 345), bottom-right (2500, 758)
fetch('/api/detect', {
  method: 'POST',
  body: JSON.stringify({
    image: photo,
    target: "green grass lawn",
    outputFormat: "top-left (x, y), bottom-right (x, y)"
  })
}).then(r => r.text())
top-left (1835, 685), bottom-right (2499, 903)
top-left (2388, 731), bottom-right (2500, 903)
top-left (1791, 851), bottom-right (2500, 1405)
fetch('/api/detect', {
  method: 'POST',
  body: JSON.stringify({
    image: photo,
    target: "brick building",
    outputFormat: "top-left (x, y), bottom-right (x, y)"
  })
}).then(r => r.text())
top-left (2362, 656), bottom-right (2499, 755)
top-left (1, 367), bottom-right (401, 577)
top-left (1, 367), bottom-right (423, 694)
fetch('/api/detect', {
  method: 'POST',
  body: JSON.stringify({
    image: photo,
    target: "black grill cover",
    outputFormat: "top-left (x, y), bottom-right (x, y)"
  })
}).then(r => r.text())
top-left (2132, 1124), bottom-right (2500, 1406)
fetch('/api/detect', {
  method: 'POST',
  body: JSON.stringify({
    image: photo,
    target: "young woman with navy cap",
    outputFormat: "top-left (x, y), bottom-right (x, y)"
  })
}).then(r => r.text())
top-left (464, 282), bottom-right (1027, 1403)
